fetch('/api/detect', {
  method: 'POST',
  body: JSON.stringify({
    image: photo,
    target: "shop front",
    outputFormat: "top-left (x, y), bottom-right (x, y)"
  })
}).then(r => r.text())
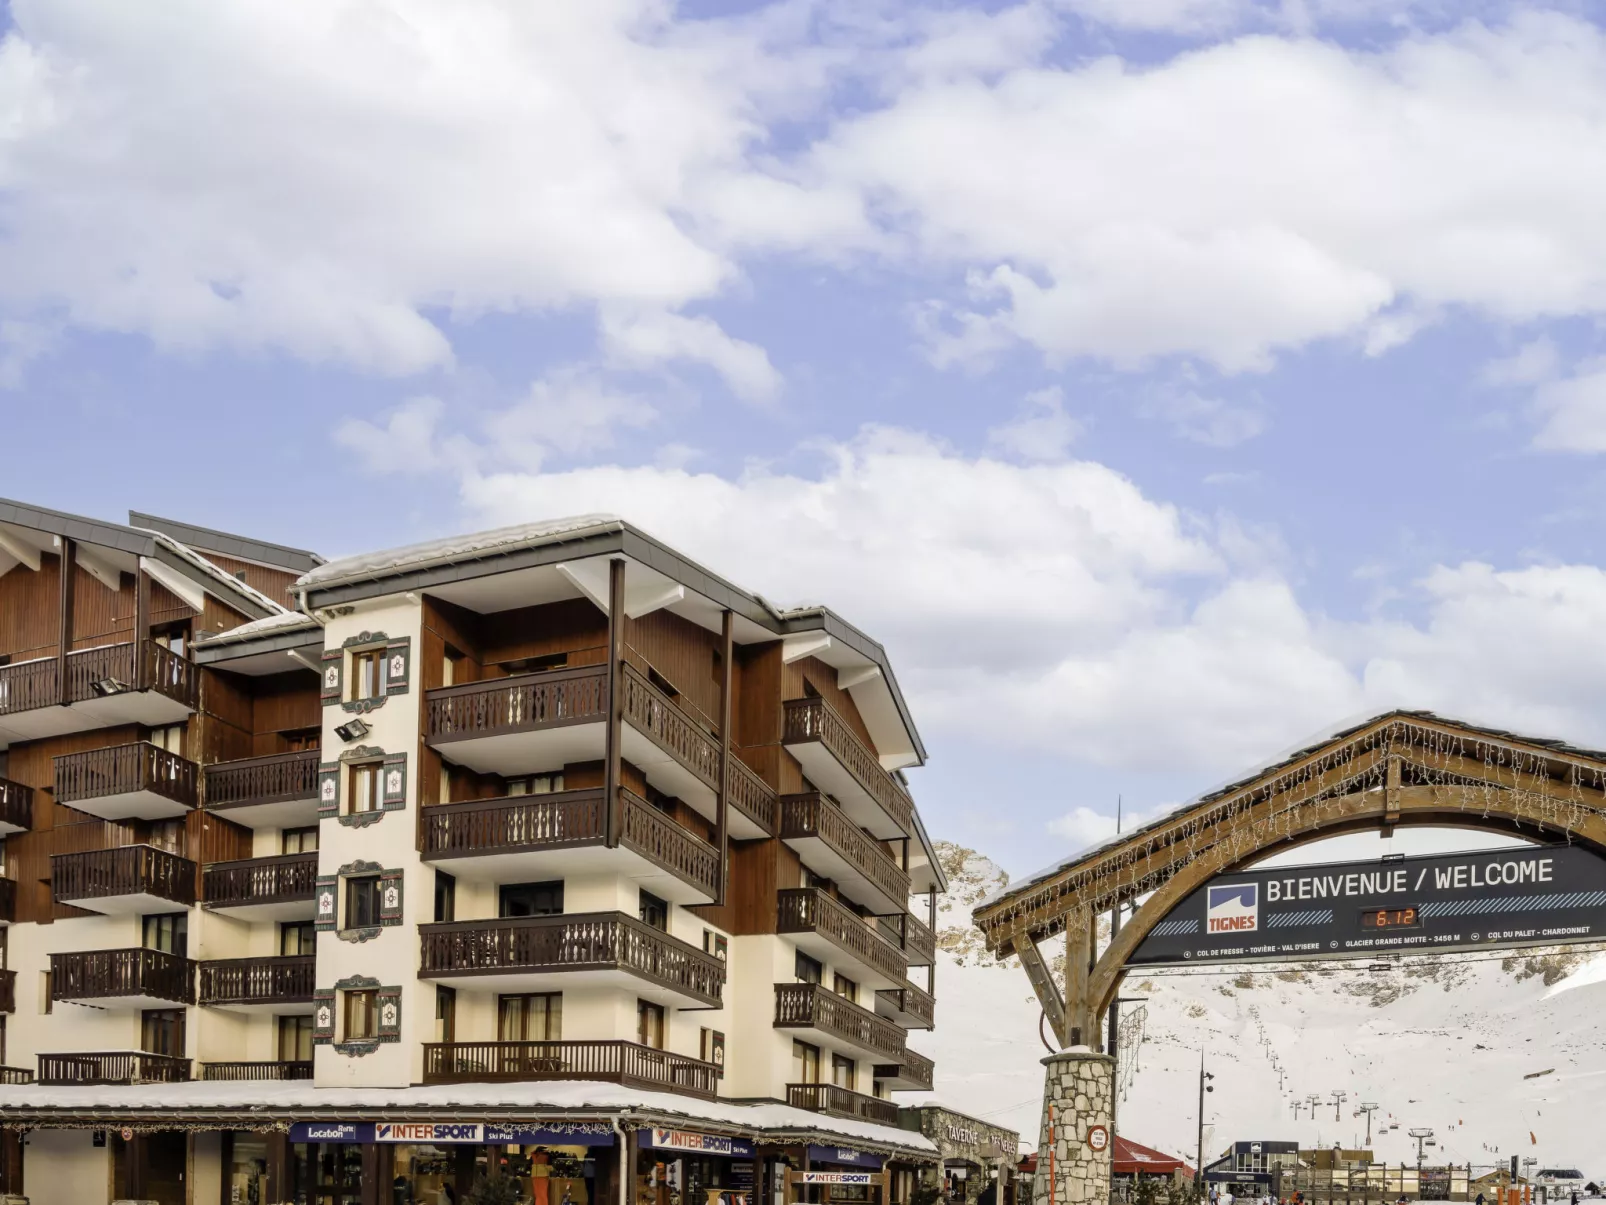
top-left (896, 1107), bottom-right (1020, 1205)
top-left (636, 1126), bottom-right (757, 1205)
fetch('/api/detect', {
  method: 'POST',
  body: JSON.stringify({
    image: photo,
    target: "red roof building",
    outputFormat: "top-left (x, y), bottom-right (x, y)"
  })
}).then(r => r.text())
top-left (1114, 1136), bottom-right (1196, 1180)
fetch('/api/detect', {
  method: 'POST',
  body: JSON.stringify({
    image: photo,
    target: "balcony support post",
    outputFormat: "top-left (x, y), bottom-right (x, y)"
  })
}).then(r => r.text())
top-left (604, 557), bottom-right (625, 848)
top-left (56, 537), bottom-right (75, 706)
top-left (715, 608), bottom-right (733, 906)
top-left (133, 564), bottom-right (151, 690)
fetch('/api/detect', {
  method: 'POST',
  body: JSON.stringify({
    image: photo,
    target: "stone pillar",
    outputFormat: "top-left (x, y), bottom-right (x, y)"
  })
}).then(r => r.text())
top-left (1035, 1047), bottom-right (1114, 1205)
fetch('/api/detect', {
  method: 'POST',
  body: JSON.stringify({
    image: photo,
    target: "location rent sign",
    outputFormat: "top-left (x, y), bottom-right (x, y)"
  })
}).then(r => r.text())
top-left (1130, 845), bottom-right (1606, 966)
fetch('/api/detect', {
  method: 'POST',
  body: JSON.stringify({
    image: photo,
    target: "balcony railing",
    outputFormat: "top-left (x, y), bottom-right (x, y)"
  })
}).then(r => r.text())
top-left (203, 852), bottom-right (318, 910)
top-left (51, 948), bottom-right (196, 1006)
top-left (0, 777), bottom-right (32, 832)
top-left (780, 793), bottom-right (909, 906)
top-left (0, 878), bottom-right (15, 925)
top-left (204, 749), bottom-right (321, 811)
top-left (199, 955), bottom-right (316, 1007)
top-left (419, 912), bottom-right (724, 1008)
top-left (874, 1048), bottom-right (935, 1091)
top-left (0, 970), bottom-right (14, 1014)
top-left (777, 888), bottom-right (907, 984)
top-left (422, 1040), bottom-right (719, 1099)
top-left (786, 1082), bottom-right (900, 1126)
top-left (620, 662), bottom-right (720, 790)
top-left (782, 696), bottom-right (913, 835)
top-left (0, 1067), bottom-right (33, 1085)
top-left (0, 657), bottom-right (56, 717)
top-left (37, 1051), bottom-right (191, 1086)
top-left (424, 788), bottom-right (719, 900)
top-left (54, 742), bottom-right (199, 813)
top-left (426, 664), bottom-right (608, 742)
top-left (52, 845), bottom-right (197, 910)
top-left (0, 640), bottom-right (196, 718)
top-left (879, 912), bottom-right (937, 966)
top-left (773, 982), bottom-right (906, 1060)
top-left (875, 981), bottom-right (936, 1029)
top-left (202, 1060), bottom-right (314, 1081)
top-left (727, 756), bottom-right (777, 835)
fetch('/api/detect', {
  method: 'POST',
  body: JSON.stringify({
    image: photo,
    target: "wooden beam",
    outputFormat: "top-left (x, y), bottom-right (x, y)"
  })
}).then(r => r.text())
top-left (57, 538), bottom-right (75, 706)
top-left (1382, 755), bottom-right (1402, 835)
top-left (133, 565), bottom-right (151, 691)
top-left (715, 608), bottom-right (733, 906)
top-left (1065, 914), bottom-right (1093, 1046)
top-left (1016, 933), bottom-right (1067, 1047)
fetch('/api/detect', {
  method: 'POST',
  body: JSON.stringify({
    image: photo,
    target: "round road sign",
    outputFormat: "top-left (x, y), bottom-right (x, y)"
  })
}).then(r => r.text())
top-left (1087, 1125), bottom-right (1110, 1152)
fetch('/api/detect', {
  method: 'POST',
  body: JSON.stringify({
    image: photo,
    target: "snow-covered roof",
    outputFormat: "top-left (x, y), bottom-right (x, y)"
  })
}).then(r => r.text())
top-left (298, 515), bottom-right (623, 593)
top-left (0, 1077), bottom-right (937, 1153)
top-left (144, 530), bottom-right (289, 618)
top-left (194, 609), bottom-right (318, 647)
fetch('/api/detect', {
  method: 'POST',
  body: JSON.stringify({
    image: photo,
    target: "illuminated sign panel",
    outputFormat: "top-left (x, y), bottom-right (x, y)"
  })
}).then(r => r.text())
top-left (1130, 845), bottom-right (1606, 966)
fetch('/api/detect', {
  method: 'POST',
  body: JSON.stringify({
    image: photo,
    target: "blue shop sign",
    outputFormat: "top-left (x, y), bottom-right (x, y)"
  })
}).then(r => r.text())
top-left (806, 1144), bottom-right (884, 1169)
top-left (288, 1122), bottom-right (615, 1146)
top-left (642, 1128), bottom-right (755, 1157)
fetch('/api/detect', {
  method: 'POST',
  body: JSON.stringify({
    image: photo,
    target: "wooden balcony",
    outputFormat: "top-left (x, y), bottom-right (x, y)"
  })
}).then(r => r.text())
top-left (422, 1040), bottom-right (718, 1100)
top-left (0, 969), bottom-right (14, 1014)
top-left (53, 844), bottom-right (197, 915)
top-left (51, 948), bottom-right (196, 1008)
top-left (199, 955), bottom-right (315, 1012)
top-left (880, 912), bottom-right (937, 967)
top-left (426, 662), bottom-right (772, 839)
top-left (0, 777), bottom-right (32, 835)
top-left (786, 1082), bottom-right (900, 1126)
top-left (780, 792), bottom-right (909, 914)
top-left (782, 697), bottom-right (913, 839)
top-left (0, 878), bottom-right (15, 926)
top-left (423, 787), bottom-right (718, 904)
top-left (202, 851), bottom-right (318, 921)
top-left (204, 749), bottom-right (321, 828)
top-left (0, 1066), bottom-right (33, 1085)
top-left (419, 911), bottom-right (724, 1008)
top-left (777, 888), bottom-right (906, 989)
top-left (202, 1060), bottom-right (313, 1081)
top-left (0, 640), bottom-right (196, 743)
top-left (773, 982), bottom-right (906, 1061)
top-left (874, 1048), bottom-right (935, 1092)
top-left (54, 741), bottom-right (198, 821)
top-left (875, 981), bottom-right (936, 1030)
top-left (37, 1051), bottom-right (191, 1086)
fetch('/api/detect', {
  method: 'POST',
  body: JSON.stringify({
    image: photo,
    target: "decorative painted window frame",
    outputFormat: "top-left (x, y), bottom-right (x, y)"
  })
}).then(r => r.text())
top-left (314, 974), bottom-right (402, 1058)
top-left (314, 859), bottom-right (405, 941)
top-left (316, 745), bottom-right (407, 827)
top-left (321, 631), bottom-right (412, 714)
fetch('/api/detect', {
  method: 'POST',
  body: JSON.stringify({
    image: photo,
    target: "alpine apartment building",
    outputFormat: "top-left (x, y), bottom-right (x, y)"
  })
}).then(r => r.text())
top-left (0, 502), bottom-right (947, 1205)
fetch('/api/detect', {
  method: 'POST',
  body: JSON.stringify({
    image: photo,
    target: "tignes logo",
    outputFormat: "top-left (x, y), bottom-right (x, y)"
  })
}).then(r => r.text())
top-left (1206, 883), bottom-right (1258, 933)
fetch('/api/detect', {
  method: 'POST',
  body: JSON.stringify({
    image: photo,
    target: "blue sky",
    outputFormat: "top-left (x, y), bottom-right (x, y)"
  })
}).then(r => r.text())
top-left (7, 0), bottom-right (1606, 875)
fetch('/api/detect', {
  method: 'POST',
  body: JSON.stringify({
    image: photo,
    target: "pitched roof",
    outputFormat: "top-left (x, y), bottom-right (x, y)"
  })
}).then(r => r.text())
top-left (1114, 1135), bottom-right (1193, 1176)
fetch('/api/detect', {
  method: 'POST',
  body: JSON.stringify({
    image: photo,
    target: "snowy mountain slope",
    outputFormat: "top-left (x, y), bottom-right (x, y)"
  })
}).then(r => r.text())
top-left (906, 844), bottom-right (1606, 1176)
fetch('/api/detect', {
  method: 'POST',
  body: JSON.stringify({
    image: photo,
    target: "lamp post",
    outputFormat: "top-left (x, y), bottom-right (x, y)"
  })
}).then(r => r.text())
top-left (1194, 1053), bottom-right (1215, 1190)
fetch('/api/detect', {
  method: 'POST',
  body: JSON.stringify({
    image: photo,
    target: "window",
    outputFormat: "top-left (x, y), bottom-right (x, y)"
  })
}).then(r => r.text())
top-left (442, 646), bottom-right (465, 687)
top-left (832, 1053), bottom-right (856, 1091)
top-left (792, 1039), bottom-right (821, 1084)
top-left (39, 971), bottom-right (50, 1015)
top-left (833, 973), bottom-right (859, 1004)
top-left (646, 666), bottom-right (680, 699)
top-left (280, 922), bottom-right (316, 957)
top-left (795, 951), bottom-right (823, 984)
top-left (434, 870), bottom-right (457, 923)
top-left (142, 913), bottom-right (188, 958)
top-left (141, 1008), bottom-right (186, 1058)
top-left (700, 1028), bottom-right (725, 1077)
top-left (282, 826), bottom-right (319, 855)
top-left (344, 989), bottom-right (378, 1040)
top-left (638, 890), bottom-right (669, 931)
top-left (154, 626), bottom-right (188, 659)
top-left (351, 648), bottom-right (385, 701)
top-left (507, 771), bottom-right (564, 796)
top-left (279, 1015), bottom-right (314, 1062)
top-left (503, 652), bottom-right (567, 675)
top-left (348, 762), bottom-right (382, 814)
top-left (637, 1000), bottom-right (665, 1049)
top-left (147, 819), bottom-right (184, 855)
top-left (703, 931), bottom-right (728, 961)
top-left (499, 993), bottom-right (562, 1042)
top-left (149, 724), bottom-right (184, 755)
top-left (282, 727), bottom-right (321, 753)
top-left (345, 875), bottom-right (381, 929)
top-left (436, 986), bottom-right (457, 1044)
top-left (499, 881), bottom-right (562, 918)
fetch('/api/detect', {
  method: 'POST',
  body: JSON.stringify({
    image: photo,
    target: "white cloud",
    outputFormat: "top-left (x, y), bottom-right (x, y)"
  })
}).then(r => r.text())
top-left (1531, 358), bottom-right (1606, 452)
top-left (600, 309), bottom-right (782, 404)
top-left (1481, 336), bottom-right (1560, 388)
top-left (1144, 385), bottom-right (1265, 447)
top-left (334, 396), bottom-right (475, 476)
top-left (986, 387), bottom-right (1080, 460)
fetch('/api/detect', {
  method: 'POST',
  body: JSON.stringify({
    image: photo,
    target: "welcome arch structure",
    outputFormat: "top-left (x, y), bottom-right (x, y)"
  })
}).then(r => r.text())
top-left (972, 710), bottom-right (1606, 1205)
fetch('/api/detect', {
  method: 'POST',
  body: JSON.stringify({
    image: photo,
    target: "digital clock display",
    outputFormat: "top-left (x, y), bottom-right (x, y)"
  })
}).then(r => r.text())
top-left (1360, 906), bottom-right (1421, 930)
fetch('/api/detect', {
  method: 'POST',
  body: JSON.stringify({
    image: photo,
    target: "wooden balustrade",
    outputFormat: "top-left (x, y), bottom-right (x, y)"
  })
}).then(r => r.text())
top-left (54, 742), bottom-right (199, 811)
top-left (786, 1082), bottom-right (900, 1126)
top-left (37, 1051), bottom-right (191, 1085)
top-left (419, 912), bottom-right (724, 1007)
top-left (780, 793), bottom-right (910, 905)
top-left (50, 948), bottom-right (196, 1005)
top-left (618, 788), bottom-right (719, 898)
top-left (874, 1048), bottom-right (935, 1091)
top-left (52, 845), bottom-right (197, 908)
top-left (875, 981), bottom-right (936, 1028)
top-left (782, 697), bottom-right (913, 835)
top-left (0, 1066), bottom-right (33, 1085)
top-left (203, 852), bottom-right (318, 909)
top-left (0, 970), bottom-right (14, 1014)
top-left (776, 888), bottom-right (907, 984)
top-left (727, 756), bottom-right (777, 834)
top-left (0, 657), bottom-right (57, 716)
top-left (773, 982), bottom-right (907, 1059)
top-left (422, 1040), bottom-right (718, 1099)
top-left (199, 956), bottom-right (315, 1006)
top-left (879, 912), bottom-right (937, 966)
top-left (202, 1060), bottom-right (314, 1081)
top-left (620, 663), bottom-right (720, 789)
top-left (0, 878), bottom-right (15, 925)
top-left (0, 641), bottom-right (195, 718)
top-left (0, 777), bottom-right (32, 831)
top-left (204, 749), bottom-right (321, 810)
top-left (426, 665), bottom-right (607, 741)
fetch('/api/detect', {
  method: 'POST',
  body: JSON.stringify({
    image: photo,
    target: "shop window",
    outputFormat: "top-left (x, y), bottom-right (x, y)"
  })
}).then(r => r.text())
top-left (500, 993), bottom-right (562, 1042)
top-left (796, 950), bottom-right (822, 984)
top-left (280, 922), bottom-right (316, 957)
top-left (833, 973), bottom-right (858, 1004)
top-left (638, 889), bottom-right (669, 931)
top-left (346, 875), bottom-right (381, 929)
top-left (637, 1000), bottom-right (665, 1049)
top-left (434, 869), bottom-right (457, 922)
top-left (436, 986), bottom-right (457, 1044)
top-left (507, 771), bottom-right (564, 796)
top-left (831, 1053), bottom-right (856, 1091)
top-left (141, 1008), bottom-right (186, 1057)
top-left (142, 912), bottom-right (188, 958)
top-left (344, 989), bottom-right (377, 1040)
top-left (700, 1027), bottom-right (724, 1077)
top-left (703, 930), bottom-right (727, 961)
top-left (792, 1039), bottom-right (821, 1084)
top-left (500, 880), bottom-right (563, 918)
top-left (278, 1015), bottom-right (314, 1061)
top-left (282, 825), bottom-right (319, 854)
top-left (348, 761), bottom-right (382, 814)
top-left (351, 648), bottom-right (386, 701)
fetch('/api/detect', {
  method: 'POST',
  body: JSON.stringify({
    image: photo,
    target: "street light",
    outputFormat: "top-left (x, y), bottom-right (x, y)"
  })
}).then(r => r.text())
top-left (1194, 1053), bottom-right (1215, 1190)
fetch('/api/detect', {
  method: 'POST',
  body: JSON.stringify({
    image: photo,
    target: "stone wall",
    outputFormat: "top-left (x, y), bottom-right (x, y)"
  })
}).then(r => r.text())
top-left (1035, 1047), bottom-right (1114, 1205)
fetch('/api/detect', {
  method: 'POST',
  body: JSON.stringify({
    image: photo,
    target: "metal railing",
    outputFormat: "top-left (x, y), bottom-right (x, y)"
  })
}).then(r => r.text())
top-left (780, 793), bottom-right (909, 904)
top-left (782, 696), bottom-right (913, 834)
top-left (37, 1051), bottom-right (191, 1085)
top-left (53, 844), bottom-right (196, 909)
top-left (54, 742), bottom-right (199, 811)
top-left (203, 851), bottom-right (318, 909)
top-left (786, 1082), bottom-right (899, 1126)
top-left (202, 1060), bottom-right (313, 1081)
top-left (204, 749), bottom-right (321, 810)
top-left (199, 956), bottom-right (316, 1006)
top-left (50, 948), bottom-right (196, 1005)
top-left (773, 982), bottom-right (907, 1059)
top-left (776, 888), bottom-right (907, 983)
top-left (422, 1040), bottom-right (718, 1099)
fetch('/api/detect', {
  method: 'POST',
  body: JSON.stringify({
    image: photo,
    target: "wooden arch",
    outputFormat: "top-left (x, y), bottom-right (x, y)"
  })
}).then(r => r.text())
top-left (972, 711), bottom-right (1606, 1049)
